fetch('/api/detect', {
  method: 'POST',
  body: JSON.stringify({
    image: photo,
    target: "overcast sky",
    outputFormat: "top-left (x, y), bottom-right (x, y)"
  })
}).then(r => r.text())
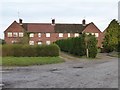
top-left (0, 0), bottom-right (119, 39)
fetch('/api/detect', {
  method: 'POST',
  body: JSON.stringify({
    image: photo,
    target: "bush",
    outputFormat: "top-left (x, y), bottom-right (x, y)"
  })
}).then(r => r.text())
top-left (55, 34), bottom-right (97, 58)
top-left (87, 35), bottom-right (98, 58)
top-left (2, 44), bottom-right (59, 57)
top-left (55, 34), bottom-right (86, 56)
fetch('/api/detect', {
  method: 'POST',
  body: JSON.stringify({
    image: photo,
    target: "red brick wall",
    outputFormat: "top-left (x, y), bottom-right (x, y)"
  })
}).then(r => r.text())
top-left (4, 21), bottom-right (103, 48)
top-left (82, 23), bottom-right (103, 47)
top-left (4, 21), bottom-right (24, 44)
top-left (29, 33), bottom-right (75, 44)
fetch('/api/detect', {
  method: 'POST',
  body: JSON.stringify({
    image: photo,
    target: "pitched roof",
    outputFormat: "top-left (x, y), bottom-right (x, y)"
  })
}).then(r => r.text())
top-left (23, 23), bottom-right (54, 33)
top-left (55, 24), bottom-right (88, 33)
top-left (4, 21), bottom-right (25, 32)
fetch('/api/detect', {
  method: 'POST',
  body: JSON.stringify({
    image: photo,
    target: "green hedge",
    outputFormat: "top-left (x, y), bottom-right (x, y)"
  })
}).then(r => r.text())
top-left (55, 34), bottom-right (86, 56)
top-left (55, 34), bottom-right (98, 58)
top-left (2, 44), bottom-right (59, 57)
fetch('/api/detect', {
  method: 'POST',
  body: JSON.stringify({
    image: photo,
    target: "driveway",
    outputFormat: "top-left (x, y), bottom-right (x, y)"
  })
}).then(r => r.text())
top-left (2, 53), bottom-right (118, 88)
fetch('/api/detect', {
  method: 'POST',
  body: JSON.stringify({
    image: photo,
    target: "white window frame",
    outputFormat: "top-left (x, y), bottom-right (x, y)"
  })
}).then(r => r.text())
top-left (11, 40), bottom-right (17, 44)
top-left (91, 33), bottom-right (94, 35)
top-left (68, 33), bottom-right (70, 37)
top-left (95, 33), bottom-right (99, 37)
top-left (86, 33), bottom-right (89, 35)
top-left (7, 32), bottom-right (12, 37)
top-left (29, 41), bottom-right (34, 45)
top-left (46, 41), bottom-right (51, 45)
top-left (74, 33), bottom-right (79, 37)
top-left (19, 32), bottom-right (24, 37)
top-left (38, 41), bottom-right (42, 45)
top-left (13, 32), bottom-right (18, 37)
top-left (46, 33), bottom-right (50, 37)
top-left (38, 33), bottom-right (41, 37)
top-left (59, 33), bottom-right (63, 37)
top-left (29, 33), bottom-right (34, 37)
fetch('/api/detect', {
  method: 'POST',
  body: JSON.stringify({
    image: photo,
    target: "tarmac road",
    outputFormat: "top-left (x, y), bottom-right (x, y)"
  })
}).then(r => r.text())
top-left (2, 53), bottom-right (118, 88)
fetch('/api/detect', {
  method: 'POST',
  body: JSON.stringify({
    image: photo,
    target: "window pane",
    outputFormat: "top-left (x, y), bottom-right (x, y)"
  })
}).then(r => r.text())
top-left (91, 33), bottom-right (94, 35)
top-left (29, 41), bottom-right (34, 45)
top-left (46, 33), bottom-right (50, 37)
top-left (86, 33), bottom-right (89, 35)
top-left (19, 32), bottom-right (23, 37)
top-left (38, 33), bottom-right (41, 37)
top-left (95, 33), bottom-right (99, 37)
top-left (8, 32), bottom-right (12, 37)
top-left (12, 40), bottom-right (17, 44)
top-left (46, 41), bottom-right (51, 45)
top-left (29, 33), bottom-right (34, 37)
top-left (68, 33), bottom-right (70, 37)
top-left (13, 32), bottom-right (18, 37)
top-left (74, 33), bottom-right (79, 37)
top-left (38, 41), bottom-right (42, 45)
top-left (59, 33), bottom-right (63, 37)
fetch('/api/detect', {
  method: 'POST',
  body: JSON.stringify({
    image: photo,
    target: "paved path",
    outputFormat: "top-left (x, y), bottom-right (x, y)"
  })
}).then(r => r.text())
top-left (2, 53), bottom-right (118, 88)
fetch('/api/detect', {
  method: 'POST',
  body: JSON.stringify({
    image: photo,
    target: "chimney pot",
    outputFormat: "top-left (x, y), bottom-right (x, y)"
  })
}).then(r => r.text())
top-left (19, 19), bottom-right (23, 25)
top-left (82, 19), bottom-right (86, 26)
top-left (52, 19), bottom-right (55, 25)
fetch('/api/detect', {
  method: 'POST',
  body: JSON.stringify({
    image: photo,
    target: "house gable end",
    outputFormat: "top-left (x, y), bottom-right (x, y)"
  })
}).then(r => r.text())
top-left (82, 22), bottom-right (101, 33)
top-left (4, 21), bottom-right (24, 33)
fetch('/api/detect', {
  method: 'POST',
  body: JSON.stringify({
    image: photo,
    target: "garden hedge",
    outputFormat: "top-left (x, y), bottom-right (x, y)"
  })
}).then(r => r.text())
top-left (55, 34), bottom-right (98, 58)
top-left (2, 44), bottom-right (59, 57)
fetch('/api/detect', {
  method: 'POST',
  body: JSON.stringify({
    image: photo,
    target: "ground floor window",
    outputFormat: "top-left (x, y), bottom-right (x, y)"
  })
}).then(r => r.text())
top-left (11, 40), bottom-right (17, 44)
top-left (46, 41), bottom-right (51, 45)
top-left (29, 41), bottom-right (34, 45)
top-left (68, 33), bottom-right (70, 37)
top-left (74, 33), bottom-right (79, 37)
top-left (38, 41), bottom-right (42, 45)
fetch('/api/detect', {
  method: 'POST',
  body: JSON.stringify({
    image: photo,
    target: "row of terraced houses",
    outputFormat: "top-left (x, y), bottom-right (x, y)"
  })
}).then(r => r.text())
top-left (4, 19), bottom-right (103, 47)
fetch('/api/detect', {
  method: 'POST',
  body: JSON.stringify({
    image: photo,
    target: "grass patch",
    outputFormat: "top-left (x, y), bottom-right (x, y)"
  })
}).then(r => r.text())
top-left (1, 57), bottom-right (64, 66)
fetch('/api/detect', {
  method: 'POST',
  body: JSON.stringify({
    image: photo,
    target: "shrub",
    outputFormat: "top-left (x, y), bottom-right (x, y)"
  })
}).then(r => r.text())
top-left (87, 35), bottom-right (98, 58)
top-left (2, 44), bottom-right (59, 57)
top-left (55, 35), bottom-right (86, 56)
top-left (55, 34), bottom-right (97, 58)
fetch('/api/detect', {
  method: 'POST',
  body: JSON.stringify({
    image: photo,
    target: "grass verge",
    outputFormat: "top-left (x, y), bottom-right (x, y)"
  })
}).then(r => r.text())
top-left (1, 57), bottom-right (64, 66)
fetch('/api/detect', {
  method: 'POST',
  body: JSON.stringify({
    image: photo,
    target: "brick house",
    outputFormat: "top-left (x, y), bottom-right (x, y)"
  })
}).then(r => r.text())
top-left (4, 19), bottom-right (103, 47)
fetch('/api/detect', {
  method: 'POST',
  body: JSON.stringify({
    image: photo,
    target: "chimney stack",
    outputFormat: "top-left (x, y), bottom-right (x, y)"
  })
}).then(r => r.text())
top-left (19, 19), bottom-right (23, 25)
top-left (82, 19), bottom-right (86, 26)
top-left (52, 19), bottom-right (55, 25)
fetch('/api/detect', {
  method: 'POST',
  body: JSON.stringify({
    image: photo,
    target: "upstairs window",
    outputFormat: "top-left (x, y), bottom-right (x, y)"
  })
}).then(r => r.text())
top-left (91, 33), bottom-right (94, 35)
top-left (74, 33), bottom-right (79, 37)
top-left (95, 33), bottom-right (99, 37)
top-left (59, 33), bottom-right (63, 37)
top-left (8, 32), bottom-right (12, 37)
top-left (68, 33), bottom-right (70, 37)
top-left (19, 32), bottom-right (24, 37)
top-left (29, 33), bottom-right (34, 37)
top-left (38, 33), bottom-right (41, 37)
top-left (86, 33), bottom-right (89, 35)
top-left (13, 32), bottom-right (18, 37)
top-left (46, 33), bottom-right (50, 37)
top-left (29, 41), bottom-right (34, 45)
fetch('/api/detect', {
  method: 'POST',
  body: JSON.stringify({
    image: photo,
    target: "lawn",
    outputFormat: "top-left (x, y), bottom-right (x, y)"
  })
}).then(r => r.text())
top-left (1, 57), bottom-right (64, 66)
